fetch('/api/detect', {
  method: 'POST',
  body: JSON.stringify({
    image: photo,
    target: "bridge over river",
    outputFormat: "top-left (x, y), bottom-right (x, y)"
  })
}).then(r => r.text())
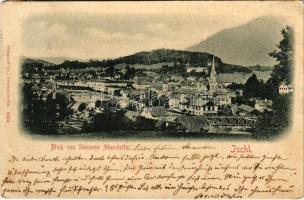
top-left (204, 115), bottom-right (258, 129)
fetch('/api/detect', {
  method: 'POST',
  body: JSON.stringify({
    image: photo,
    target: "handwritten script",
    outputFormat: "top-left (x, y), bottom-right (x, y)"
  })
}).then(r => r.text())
top-left (0, 143), bottom-right (297, 198)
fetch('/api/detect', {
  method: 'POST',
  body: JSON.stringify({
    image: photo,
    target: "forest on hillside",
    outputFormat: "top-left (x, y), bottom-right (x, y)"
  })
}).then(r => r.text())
top-left (22, 49), bottom-right (256, 75)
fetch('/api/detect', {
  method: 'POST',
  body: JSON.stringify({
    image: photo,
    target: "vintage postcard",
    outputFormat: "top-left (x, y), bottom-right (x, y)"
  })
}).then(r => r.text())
top-left (0, 1), bottom-right (303, 198)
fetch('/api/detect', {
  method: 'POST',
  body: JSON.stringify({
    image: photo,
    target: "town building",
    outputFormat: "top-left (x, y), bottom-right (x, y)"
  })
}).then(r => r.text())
top-left (186, 66), bottom-right (209, 74)
top-left (140, 107), bottom-right (178, 121)
top-left (254, 99), bottom-right (273, 113)
top-left (168, 94), bottom-right (181, 109)
top-left (232, 104), bottom-right (257, 117)
top-left (180, 95), bottom-right (218, 115)
top-left (279, 82), bottom-right (293, 95)
top-left (133, 76), bottom-right (153, 90)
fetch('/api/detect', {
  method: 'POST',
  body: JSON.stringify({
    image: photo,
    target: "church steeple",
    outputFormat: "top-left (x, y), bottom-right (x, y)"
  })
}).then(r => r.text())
top-left (210, 56), bottom-right (217, 81)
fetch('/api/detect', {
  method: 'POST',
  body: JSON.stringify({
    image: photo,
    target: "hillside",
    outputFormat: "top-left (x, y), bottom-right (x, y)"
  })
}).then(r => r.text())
top-left (22, 49), bottom-right (252, 74)
top-left (186, 16), bottom-right (287, 66)
top-left (113, 49), bottom-right (251, 73)
top-left (22, 57), bottom-right (55, 67)
top-left (21, 57), bottom-right (55, 75)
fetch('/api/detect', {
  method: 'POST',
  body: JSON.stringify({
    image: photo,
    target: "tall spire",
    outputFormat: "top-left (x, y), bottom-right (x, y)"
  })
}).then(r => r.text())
top-left (210, 56), bottom-right (217, 81)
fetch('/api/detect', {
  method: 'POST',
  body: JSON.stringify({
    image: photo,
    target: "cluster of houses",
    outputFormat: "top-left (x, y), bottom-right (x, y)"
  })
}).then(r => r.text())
top-left (23, 56), bottom-right (293, 133)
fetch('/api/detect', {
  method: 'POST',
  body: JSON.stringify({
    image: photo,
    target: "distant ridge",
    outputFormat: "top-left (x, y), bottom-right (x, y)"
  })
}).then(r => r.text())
top-left (22, 57), bottom-right (55, 66)
top-left (106, 49), bottom-right (252, 73)
top-left (33, 57), bottom-right (82, 65)
top-left (22, 49), bottom-right (253, 74)
top-left (186, 16), bottom-right (287, 66)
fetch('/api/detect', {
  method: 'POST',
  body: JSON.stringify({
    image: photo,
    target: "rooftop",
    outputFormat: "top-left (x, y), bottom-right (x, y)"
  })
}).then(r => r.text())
top-left (238, 104), bottom-right (256, 113)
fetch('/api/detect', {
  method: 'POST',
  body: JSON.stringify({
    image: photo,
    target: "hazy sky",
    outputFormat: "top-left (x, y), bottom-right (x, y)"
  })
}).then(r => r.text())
top-left (23, 13), bottom-right (264, 60)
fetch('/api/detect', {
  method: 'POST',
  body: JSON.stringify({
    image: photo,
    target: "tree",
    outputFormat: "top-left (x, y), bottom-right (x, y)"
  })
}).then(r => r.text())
top-left (227, 83), bottom-right (244, 91)
top-left (95, 100), bottom-right (102, 108)
top-left (105, 65), bottom-right (114, 77)
top-left (254, 26), bottom-right (294, 138)
top-left (92, 112), bottom-right (134, 131)
top-left (123, 66), bottom-right (136, 80)
top-left (267, 26), bottom-right (293, 98)
top-left (244, 74), bottom-right (260, 99)
top-left (254, 94), bottom-right (291, 139)
top-left (78, 103), bottom-right (87, 112)
top-left (243, 74), bottom-right (271, 99)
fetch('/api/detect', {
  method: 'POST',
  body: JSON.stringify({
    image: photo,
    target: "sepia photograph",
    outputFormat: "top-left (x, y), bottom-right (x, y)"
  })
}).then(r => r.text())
top-left (1, 2), bottom-right (303, 199)
top-left (21, 12), bottom-right (293, 139)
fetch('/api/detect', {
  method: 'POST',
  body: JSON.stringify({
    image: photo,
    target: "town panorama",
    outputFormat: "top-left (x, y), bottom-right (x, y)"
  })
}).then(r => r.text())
top-left (21, 27), bottom-right (293, 139)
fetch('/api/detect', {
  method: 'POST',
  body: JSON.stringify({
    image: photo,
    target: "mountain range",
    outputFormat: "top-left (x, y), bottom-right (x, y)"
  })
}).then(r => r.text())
top-left (186, 16), bottom-right (287, 66)
top-left (24, 16), bottom-right (287, 71)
